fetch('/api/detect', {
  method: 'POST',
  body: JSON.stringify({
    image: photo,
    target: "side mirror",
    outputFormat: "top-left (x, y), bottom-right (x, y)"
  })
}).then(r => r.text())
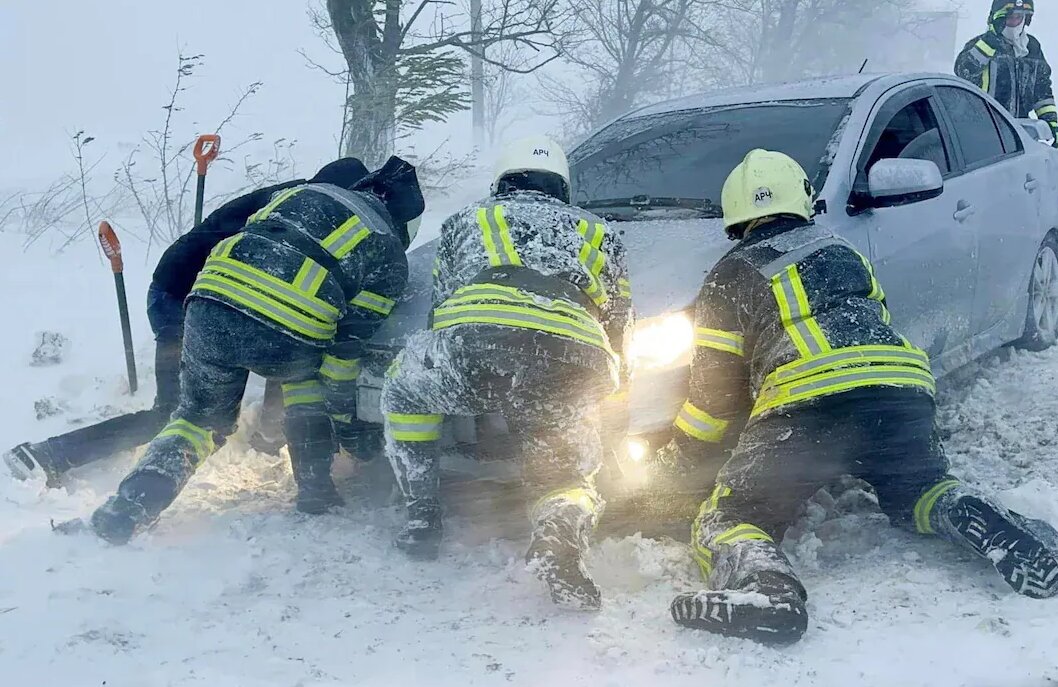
top-left (1017, 118), bottom-right (1054, 144)
top-left (866, 158), bottom-right (943, 209)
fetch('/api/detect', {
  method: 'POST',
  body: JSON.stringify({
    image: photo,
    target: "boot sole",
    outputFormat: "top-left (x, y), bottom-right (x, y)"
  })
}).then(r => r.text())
top-left (671, 591), bottom-right (808, 645)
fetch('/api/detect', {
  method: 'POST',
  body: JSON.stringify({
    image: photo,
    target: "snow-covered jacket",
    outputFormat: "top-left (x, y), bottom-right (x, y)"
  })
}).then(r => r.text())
top-left (672, 219), bottom-right (935, 454)
top-left (430, 191), bottom-right (635, 389)
top-left (188, 183), bottom-right (408, 363)
top-left (955, 28), bottom-right (1058, 142)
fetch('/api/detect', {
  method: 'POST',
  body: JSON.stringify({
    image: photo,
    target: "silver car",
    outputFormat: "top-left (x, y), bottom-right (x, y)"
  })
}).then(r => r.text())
top-left (359, 72), bottom-right (1058, 475)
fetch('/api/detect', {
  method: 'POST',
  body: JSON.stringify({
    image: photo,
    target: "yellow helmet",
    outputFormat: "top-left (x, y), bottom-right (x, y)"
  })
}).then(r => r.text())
top-left (721, 149), bottom-right (815, 233)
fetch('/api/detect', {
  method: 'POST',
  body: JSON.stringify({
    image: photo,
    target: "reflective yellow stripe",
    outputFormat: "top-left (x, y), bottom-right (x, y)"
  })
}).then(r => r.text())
top-left (202, 256), bottom-right (340, 321)
top-left (530, 487), bottom-right (598, 521)
top-left (432, 305), bottom-right (611, 351)
top-left (699, 483), bottom-right (732, 515)
top-left (914, 479), bottom-right (960, 534)
top-left (618, 278), bottom-right (632, 298)
top-left (493, 205), bottom-right (521, 266)
top-left (193, 275), bottom-right (337, 340)
top-left (578, 242), bottom-right (606, 276)
top-left (319, 355), bottom-right (361, 382)
top-left (387, 412), bottom-right (444, 442)
top-left (574, 220), bottom-right (609, 306)
top-left (282, 380), bottom-right (325, 407)
top-left (753, 364), bottom-right (936, 417)
top-left (321, 217), bottom-right (370, 259)
top-left (444, 284), bottom-right (596, 323)
top-left (982, 65), bottom-right (991, 93)
top-left (212, 234), bottom-right (243, 258)
top-left (157, 419), bottom-right (215, 464)
top-left (1037, 106), bottom-right (1058, 118)
top-left (349, 290), bottom-right (396, 316)
top-left (692, 545), bottom-right (714, 578)
top-left (250, 187), bottom-right (303, 223)
top-left (478, 205), bottom-right (522, 267)
top-left (292, 258), bottom-right (328, 295)
top-left (765, 344), bottom-right (930, 387)
top-left (692, 486), bottom-right (731, 580)
top-left (674, 401), bottom-right (729, 443)
top-left (694, 328), bottom-right (745, 356)
top-left (771, 265), bottom-right (830, 357)
top-left (976, 39), bottom-right (996, 57)
top-left (576, 219), bottom-right (605, 249)
top-left (713, 524), bottom-right (774, 546)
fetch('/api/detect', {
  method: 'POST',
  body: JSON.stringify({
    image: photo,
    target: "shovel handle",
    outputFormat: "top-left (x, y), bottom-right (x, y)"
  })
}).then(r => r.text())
top-left (98, 221), bottom-right (123, 273)
top-left (193, 134), bottom-right (221, 176)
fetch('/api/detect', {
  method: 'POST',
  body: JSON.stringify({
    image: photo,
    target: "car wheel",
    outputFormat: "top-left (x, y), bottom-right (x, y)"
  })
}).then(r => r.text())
top-left (1018, 234), bottom-right (1058, 351)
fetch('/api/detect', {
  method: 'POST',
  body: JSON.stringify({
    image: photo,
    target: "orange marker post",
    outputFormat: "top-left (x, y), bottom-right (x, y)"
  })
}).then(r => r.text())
top-left (98, 221), bottom-right (138, 394)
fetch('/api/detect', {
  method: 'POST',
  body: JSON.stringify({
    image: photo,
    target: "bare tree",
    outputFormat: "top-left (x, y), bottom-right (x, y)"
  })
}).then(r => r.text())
top-left (115, 54), bottom-right (265, 251)
top-left (539, 0), bottom-right (717, 141)
top-left (313, 0), bottom-right (568, 166)
top-left (481, 40), bottom-right (533, 146)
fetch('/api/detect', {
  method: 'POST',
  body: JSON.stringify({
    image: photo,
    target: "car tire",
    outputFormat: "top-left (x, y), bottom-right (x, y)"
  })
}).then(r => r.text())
top-left (1017, 233), bottom-right (1058, 351)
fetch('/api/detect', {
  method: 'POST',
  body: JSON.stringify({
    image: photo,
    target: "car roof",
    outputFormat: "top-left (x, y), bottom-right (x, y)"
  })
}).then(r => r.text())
top-left (625, 72), bottom-right (965, 118)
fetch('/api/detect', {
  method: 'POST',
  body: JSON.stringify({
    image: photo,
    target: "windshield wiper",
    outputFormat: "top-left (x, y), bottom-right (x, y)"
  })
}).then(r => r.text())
top-left (581, 196), bottom-right (723, 218)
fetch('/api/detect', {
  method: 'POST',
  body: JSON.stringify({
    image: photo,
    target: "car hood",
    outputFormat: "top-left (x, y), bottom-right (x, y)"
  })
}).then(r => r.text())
top-left (367, 218), bottom-right (731, 348)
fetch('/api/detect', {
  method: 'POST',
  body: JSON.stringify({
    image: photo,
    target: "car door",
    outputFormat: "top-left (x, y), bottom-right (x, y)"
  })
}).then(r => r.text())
top-left (844, 85), bottom-right (978, 369)
top-left (934, 85), bottom-right (1041, 352)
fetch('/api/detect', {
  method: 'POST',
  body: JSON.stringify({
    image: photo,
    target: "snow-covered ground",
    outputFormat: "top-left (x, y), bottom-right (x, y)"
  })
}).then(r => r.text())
top-left (2, 229), bottom-right (1058, 686)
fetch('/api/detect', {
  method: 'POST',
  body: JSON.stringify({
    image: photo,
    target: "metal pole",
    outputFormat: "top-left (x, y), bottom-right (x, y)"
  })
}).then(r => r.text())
top-left (98, 221), bottom-right (138, 394)
top-left (113, 271), bottom-right (138, 394)
top-left (194, 173), bottom-right (207, 226)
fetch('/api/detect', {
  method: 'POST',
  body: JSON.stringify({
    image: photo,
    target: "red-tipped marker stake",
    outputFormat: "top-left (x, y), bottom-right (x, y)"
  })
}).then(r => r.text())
top-left (98, 221), bottom-right (137, 394)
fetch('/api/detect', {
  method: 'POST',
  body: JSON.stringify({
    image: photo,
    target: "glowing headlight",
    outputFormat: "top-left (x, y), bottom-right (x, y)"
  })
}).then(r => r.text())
top-left (626, 437), bottom-right (650, 463)
top-left (629, 312), bottom-right (694, 370)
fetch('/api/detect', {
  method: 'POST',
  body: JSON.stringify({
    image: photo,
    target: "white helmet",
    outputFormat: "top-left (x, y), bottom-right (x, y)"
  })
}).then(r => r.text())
top-left (491, 136), bottom-right (571, 201)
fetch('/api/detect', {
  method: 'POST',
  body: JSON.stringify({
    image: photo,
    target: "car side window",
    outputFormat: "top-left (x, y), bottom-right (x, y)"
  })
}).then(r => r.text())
top-left (937, 86), bottom-right (1008, 166)
top-left (989, 104), bottom-right (1024, 154)
top-left (864, 98), bottom-right (951, 175)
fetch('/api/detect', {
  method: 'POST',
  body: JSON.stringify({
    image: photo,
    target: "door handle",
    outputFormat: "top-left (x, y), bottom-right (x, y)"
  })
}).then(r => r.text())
top-left (953, 200), bottom-right (975, 222)
top-left (1026, 174), bottom-right (1040, 192)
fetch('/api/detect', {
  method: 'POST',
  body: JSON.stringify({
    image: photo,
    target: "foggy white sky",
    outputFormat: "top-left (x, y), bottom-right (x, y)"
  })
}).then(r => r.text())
top-left (2, 0), bottom-right (1056, 191)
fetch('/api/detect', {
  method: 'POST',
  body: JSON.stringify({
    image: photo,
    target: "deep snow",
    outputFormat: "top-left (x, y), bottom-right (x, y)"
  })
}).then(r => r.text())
top-left (2, 230), bottom-right (1058, 686)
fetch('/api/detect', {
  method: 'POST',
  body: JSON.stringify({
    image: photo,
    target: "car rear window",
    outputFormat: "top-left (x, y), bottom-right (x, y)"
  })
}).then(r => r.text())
top-left (569, 99), bottom-right (851, 210)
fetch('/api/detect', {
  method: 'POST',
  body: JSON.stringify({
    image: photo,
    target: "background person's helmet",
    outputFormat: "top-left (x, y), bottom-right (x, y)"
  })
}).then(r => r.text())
top-left (721, 149), bottom-right (814, 239)
top-left (991, 0), bottom-right (1034, 32)
top-left (492, 136), bottom-right (571, 203)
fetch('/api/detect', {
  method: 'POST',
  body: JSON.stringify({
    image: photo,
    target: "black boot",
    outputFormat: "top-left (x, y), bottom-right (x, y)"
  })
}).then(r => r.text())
top-left (671, 570), bottom-right (809, 645)
top-left (286, 415), bottom-right (343, 515)
top-left (935, 492), bottom-right (1058, 599)
top-left (395, 499), bottom-right (443, 560)
top-left (526, 518), bottom-right (601, 611)
top-left (292, 461), bottom-right (344, 515)
top-left (89, 472), bottom-right (179, 545)
top-left (4, 441), bottom-right (64, 485)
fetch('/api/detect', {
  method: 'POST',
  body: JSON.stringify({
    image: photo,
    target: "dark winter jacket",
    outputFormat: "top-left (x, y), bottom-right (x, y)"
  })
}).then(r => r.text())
top-left (188, 182), bottom-right (409, 357)
top-left (672, 219), bottom-right (934, 456)
top-left (430, 191), bottom-right (635, 389)
top-left (151, 157), bottom-right (371, 300)
top-left (152, 180), bottom-right (304, 300)
top-left (954, 29), bottom-right (1058, 142)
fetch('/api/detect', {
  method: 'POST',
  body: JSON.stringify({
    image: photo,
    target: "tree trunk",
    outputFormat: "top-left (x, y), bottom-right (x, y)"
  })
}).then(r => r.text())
top-left (327, 0), bottom-right (398, 166)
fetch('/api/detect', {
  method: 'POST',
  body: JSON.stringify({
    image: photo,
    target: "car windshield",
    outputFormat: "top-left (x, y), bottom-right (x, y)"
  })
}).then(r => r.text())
top-left (570, 99), bottom-right (851, 219)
